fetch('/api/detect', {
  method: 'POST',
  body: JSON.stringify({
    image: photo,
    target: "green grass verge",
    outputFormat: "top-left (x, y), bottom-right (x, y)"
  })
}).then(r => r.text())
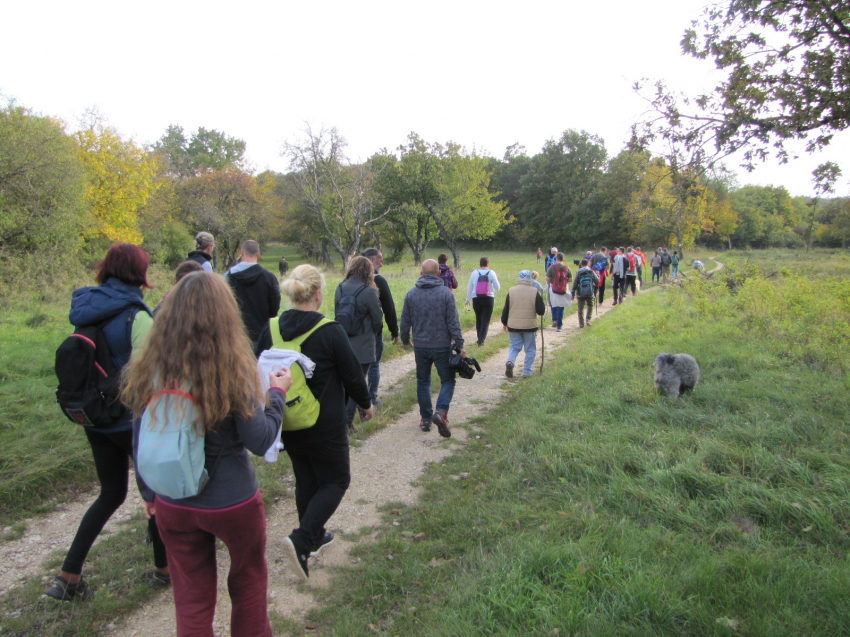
top-left (289, 254), bottom-right (850, 637)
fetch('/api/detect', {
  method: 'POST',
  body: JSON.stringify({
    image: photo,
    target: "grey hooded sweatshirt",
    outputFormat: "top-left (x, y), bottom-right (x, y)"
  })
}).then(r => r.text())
top-left (400, 274), bottom-right (464, 350)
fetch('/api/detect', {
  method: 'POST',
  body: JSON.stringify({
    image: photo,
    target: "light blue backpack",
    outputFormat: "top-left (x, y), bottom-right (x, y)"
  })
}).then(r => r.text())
top-left (137, 388), bottom-right (217, 499)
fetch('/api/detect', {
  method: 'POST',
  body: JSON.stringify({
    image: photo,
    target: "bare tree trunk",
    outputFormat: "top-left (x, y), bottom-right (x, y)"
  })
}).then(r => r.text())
top-left (426, 204), bottom-right (461, 268)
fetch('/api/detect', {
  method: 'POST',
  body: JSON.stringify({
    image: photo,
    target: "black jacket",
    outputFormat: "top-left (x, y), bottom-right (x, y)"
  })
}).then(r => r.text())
top-left (375, 274), bottom-right (398, 338)
top-left (226, 264), bottom-right (281, 354)
top-left (278, 310), bottom-right (371, 445)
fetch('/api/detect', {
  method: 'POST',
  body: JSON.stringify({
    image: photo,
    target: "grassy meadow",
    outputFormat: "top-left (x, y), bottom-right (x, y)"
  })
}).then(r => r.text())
top-left (4, 245), bottom-right (843, 636)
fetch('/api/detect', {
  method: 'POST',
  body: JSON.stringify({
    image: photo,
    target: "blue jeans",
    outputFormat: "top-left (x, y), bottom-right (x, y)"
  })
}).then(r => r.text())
top-left (672, 264), bottom-right (679, 278)
top-left (507, 331), bottom-right (537, 377)
top-left (551, 306), bottom-right (564, 329)
top-left (367, 335), bottom-right (384, 403)
top-left (414, 347), bottom-right (455, 420)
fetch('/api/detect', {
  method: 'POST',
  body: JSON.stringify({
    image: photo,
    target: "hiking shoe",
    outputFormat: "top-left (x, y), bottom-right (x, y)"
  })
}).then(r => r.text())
top-left (432, 411), bottom-right (451, 438)
top-left (550, 322), bottom-right (558, 328)
top-left (586, 321), bottom-right (591, 327)
top-left (283, 535), bottom-right (309, 582)
top-left (347, 422), bottom-right (358, 435)
top-left (45, 576), bottom-right (93, 601)
top-left (149, 571), bottom-right (171, 588)
top-left (420, 418), bottom-right (431, 432)
top-left (505, 361), bottom-right (514, 378)
top-left (556, 328), bottom-right (562, 332)
top-left (310, 532), bottom-right (335, 557)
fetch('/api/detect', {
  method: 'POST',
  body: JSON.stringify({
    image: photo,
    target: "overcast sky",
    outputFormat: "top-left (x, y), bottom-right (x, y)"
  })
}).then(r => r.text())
top-left (3, 0), bottom-right (848, 197)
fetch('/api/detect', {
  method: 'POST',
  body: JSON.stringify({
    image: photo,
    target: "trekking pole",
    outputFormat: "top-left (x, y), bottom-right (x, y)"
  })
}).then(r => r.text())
top-left (539, 314), bottom-right (545, 375)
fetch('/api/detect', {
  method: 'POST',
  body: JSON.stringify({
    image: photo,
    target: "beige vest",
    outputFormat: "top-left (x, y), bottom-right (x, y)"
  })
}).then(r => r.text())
top-left (507, 281), bottom-right (540, 330)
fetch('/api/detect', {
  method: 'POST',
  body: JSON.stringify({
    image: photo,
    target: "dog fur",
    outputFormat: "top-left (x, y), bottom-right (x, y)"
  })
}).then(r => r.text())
top-left (654, 353), bottom-right (700, 398)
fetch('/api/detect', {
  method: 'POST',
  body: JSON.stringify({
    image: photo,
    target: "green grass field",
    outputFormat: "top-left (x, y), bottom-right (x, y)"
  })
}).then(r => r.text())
top-left (3, 246), bottom-right (846, 635)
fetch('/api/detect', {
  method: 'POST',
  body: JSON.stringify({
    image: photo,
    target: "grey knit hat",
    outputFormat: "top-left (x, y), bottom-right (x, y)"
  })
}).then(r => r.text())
top-left (518, 270), bottom-right (532, 281)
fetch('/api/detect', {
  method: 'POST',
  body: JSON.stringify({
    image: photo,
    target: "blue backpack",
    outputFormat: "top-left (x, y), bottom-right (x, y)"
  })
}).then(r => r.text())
top-left (136, 387), bottom-right (221, 499)
top-left (591, 256), bottom-right (608, 273)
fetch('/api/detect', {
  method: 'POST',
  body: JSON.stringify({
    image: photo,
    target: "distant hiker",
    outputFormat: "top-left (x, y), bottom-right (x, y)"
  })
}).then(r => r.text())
top-left (465, 257), bottom-right (501, 347)
top-left (47, 243), bottom-right (169, 601)
top-left (624, 246), bottom-right (639, 297)
top-left (660, 247), bottom-right (673, 283)
top-left (362, 248), bottom-right (399, 408)
top-left (153, 260), bottom-right (203, 317)
top-left (536, 248), bottom-right (543, 263)
top-left (635, 247), bottom-right (647, 285)
top-left (545, 252), bottom-right (572, 331)
top-left (123, 272), bottom-right (291, 635)
top-left (611, 247), bottom-right (627, 306)
top-left (671, 251), bottom-right (680, 278)
top-left (225, 240), bottom-right (281, 357)
top-left (278, 256), bottom-right (289, 278)
top-left (501, 270), bottom-right (546, 378)
top-left (694, 258), bottom-right (705, 273)
top-left (186, 231), bottom-right (215, 272)
top-left (572, 259), bottom-right (600, 328)
top-left (544, 247), bottom-right (558, 271)
top-left (401, 259), bottom-right (465, 437)
top-left (437, 253), bottom-right (459, 289)
top-left (335, 256), bottom-right (383, 433)
top-left (590, 246), bottom-right (609, 305)
top-left (651, 250), bottom-right (662, 282)
top-left (277, 264), bottom-right (374, 581)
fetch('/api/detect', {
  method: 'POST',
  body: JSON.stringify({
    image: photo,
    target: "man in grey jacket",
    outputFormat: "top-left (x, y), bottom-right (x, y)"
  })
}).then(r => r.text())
top-left (400, 259), bottom-right (465, 438)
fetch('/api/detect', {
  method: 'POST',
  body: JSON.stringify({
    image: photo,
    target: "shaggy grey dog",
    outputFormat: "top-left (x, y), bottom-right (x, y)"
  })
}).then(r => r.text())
top-left (654, 353), bottom-right (700, 398)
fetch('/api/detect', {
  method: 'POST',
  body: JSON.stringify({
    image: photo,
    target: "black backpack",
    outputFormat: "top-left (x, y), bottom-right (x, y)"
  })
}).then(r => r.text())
top-left (55, 321), bottom-right (129, 428)
top-left (335, 284), bottom-right (367, 336)
top-left (661, 252), bottom-right (672, 266)
top-left (577, 270), bottom-right (595, 298)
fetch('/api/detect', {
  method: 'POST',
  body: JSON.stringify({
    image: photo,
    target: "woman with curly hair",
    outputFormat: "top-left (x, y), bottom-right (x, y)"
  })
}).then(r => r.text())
top-left (334, 256), bottom-right (383, 434)
top-left (279, 264), bottom-right (374, 580)
top-left (123, 272), bottom-right (291, 637)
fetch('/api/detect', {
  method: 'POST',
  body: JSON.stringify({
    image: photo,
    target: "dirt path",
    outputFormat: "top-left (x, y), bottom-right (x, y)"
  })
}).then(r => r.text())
top-left (4, 262), bottom-right (721, 632)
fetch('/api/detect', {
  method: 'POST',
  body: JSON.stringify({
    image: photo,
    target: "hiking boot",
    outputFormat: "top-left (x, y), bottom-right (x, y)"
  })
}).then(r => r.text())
top-left (432, 411), bottom-right (451, 438)
top-left (420, 418), bottom-right (431, 432)
top-left (505, 361), bottom-right (514, 378)
top-left (579, 324), bottom-right (584, 329)
top-left (550, 322), bottom-right (558, 328)
top-left (283, 535), bottom-right (309, 582)
top-left (310, 532), bottom-right (335, 557)
top-left (149, 571), bottom-right (171, 588)
top-left (586, 321), bottom-right (591, 327)
top-left (45, 576), bottom-right (93, 601)
top-left (556, 328), bottom-right (562, 332)
top-left (347, 422), bottom-right (358, 435)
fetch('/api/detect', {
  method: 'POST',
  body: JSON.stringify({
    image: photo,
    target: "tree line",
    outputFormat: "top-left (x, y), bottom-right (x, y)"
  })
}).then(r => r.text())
top-left (2, 98), bottom-right (849, 288)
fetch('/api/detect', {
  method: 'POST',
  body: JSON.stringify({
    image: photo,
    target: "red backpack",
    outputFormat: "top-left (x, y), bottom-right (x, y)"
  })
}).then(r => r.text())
top-left (626, 254), bottom-right (636, 273)
top-left (551, 264), bottom-right (569, 294)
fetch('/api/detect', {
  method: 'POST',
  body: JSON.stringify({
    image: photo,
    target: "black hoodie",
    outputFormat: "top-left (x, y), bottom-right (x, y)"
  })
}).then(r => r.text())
top-left (278, 309), bottom-right (371, 445)
top-left (226, 263), bottom-right (281, 353)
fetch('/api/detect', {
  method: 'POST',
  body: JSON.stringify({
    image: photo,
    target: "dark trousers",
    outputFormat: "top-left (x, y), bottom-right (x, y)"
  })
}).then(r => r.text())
top-left (472, 296), bottom-right (495, 345)
top-left (597, 278), bottom-right (606, 304)
top-left (625, 276), bottom-right (637, 296)
top-left (156, 491), bottom-right (271, 637)
top-left (577, 296), bottom-right (593, 326)
top-left (285, 431), bottom-right (351, 551)
top-left (367, 335), bottom-right (384, 403)
top-left (414, 347), bottom-right (456, 420)
top-left (63, 428), bottom-right (167, 575)
top-left (345, 363), bottom-right (371, 424)
top-left (612, 275), bottom-right (626, 304)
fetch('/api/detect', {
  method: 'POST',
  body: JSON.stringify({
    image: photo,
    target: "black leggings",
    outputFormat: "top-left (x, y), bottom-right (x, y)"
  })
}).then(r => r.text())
top-left (286, 431), bottom-right (351, 551)
top-left (472, 296), bottom-right (495, 345)
top-left (62, 428), bottom-right (168, 575)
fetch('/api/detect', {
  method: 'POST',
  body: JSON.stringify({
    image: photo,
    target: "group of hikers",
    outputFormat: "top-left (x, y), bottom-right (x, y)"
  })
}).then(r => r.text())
top-left (48, 232), bottom-right (693, 635)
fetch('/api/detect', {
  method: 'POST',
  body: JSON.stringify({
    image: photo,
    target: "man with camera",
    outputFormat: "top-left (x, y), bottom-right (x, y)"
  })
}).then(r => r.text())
top-left (400, 259), bottom-right (465, 438)
top-left (501, 270), bottom-right (546, 379)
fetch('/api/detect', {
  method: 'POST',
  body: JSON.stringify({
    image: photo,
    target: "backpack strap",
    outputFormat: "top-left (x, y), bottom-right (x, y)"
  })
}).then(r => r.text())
top-left (285, 317), bottom-right (335, 348)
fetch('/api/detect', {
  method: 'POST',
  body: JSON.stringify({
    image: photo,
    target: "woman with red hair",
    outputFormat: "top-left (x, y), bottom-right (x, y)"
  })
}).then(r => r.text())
top-left (46, 243), bottom-right (170, 601)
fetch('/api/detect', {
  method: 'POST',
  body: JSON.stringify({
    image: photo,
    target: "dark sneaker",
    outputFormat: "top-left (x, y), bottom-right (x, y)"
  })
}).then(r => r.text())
top-left (310, 532), bottom-right (335, 557)
top-left (149, 571), bottom-right (171, 588)
top-left (283, 535), bottom-right (309, 582)
top-left (45, 576), bottom-right (93, 601)
top-left (432, 411), bottom-right (451, 438)
top-left (420, 418), bottom-right (431, 432)
top-left (505, 361), bottom-right (514, 378)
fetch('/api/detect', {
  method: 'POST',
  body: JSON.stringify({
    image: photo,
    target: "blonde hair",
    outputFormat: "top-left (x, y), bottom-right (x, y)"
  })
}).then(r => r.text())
top-left (122, 272), bottom-right (263, 433)
top-left (343, 256), bottom-right (378, 291)
top-left (281, 264), bottom-right (325, 305)
top-left (531, 271), bottom-right (539, 281)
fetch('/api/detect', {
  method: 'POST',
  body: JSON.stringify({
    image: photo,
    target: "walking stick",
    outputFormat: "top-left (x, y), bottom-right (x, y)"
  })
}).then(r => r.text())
top-left (539, 314), bottom-right (545, 375)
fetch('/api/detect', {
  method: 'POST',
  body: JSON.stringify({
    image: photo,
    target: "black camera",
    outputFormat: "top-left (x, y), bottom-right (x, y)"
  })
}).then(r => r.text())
top-left (449, 345), bottom-right (481, 380)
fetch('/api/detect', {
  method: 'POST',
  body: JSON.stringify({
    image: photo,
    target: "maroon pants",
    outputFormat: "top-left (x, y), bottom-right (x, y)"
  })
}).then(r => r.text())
top-left (155, 491), bottom-right (271, 637)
